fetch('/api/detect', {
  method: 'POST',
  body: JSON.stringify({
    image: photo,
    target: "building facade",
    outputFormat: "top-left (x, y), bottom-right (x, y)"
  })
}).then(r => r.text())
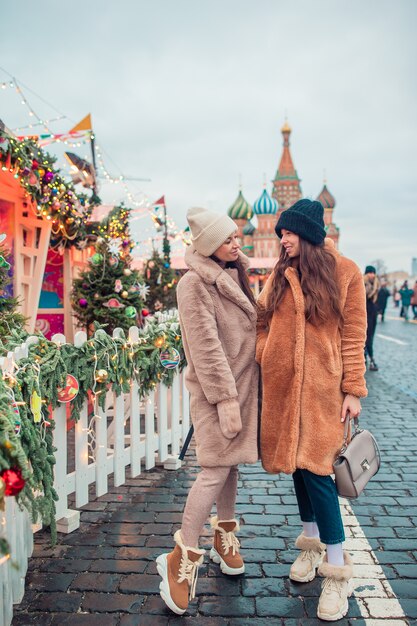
top-left (230, 121), bottom-right (340, 265)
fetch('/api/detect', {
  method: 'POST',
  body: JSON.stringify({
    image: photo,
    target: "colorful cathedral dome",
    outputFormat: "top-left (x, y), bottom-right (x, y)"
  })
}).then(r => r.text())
top-left (227, 190), bottom-right (253, 220)
top-left (316, 184), bottom-right (336, 209)
top-left (243, 220), bottom-right (255, 236)
top-left (253, 189), bottom-right (278, 215)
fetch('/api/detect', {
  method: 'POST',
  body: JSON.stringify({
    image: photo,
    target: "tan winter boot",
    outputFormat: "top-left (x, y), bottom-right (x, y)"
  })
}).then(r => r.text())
top-left (289, 533), bottom-right (326, 583)
top-left (317, 552), bottom-right (354, 621)
top-left (209, 516), bottom-right (245, 575)
top-left (156, 530), bottom-right (205, 615)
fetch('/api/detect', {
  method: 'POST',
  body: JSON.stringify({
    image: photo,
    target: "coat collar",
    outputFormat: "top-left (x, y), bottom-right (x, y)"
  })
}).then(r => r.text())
top-left (184, 246), bottom-right (256, 320)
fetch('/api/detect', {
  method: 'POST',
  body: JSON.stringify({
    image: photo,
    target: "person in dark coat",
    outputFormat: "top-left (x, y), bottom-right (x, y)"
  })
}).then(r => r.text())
top-left (364, 266), bottom-right (380, 371)
top-left (399, 281), bottom-right (414, 321)
top-left (377, 281), bottom-right (390, 322)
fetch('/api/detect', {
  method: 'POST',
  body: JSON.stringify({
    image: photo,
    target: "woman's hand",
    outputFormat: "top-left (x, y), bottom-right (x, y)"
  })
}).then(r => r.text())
top-left (217, 398), bottom-right (242, 439)
top-left (341, 394), bottom-right (361, 422)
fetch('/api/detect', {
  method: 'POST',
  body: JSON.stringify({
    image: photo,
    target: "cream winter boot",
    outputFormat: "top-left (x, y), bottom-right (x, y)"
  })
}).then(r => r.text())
top-left (317, 552), bottom-right (354, 621)
top-left (210, 516), bottom-right (245, 575)
top-left (156, 530), bottom-right (205, 615)
top-left (289, 533), bottom-right (326, 583)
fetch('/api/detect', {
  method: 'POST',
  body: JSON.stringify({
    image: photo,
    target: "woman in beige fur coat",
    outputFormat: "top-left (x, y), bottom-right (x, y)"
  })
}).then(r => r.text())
top-left (257, 199), bottom-right (367, 622)
top-left (156, 207), bottom-right (259, 615)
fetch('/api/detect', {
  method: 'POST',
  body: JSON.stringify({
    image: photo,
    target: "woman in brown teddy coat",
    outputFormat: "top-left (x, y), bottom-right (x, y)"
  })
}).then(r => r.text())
top-left (156, 207), bottom-right (259, 615)
top-left (257, 199), bottom-right (367, 622)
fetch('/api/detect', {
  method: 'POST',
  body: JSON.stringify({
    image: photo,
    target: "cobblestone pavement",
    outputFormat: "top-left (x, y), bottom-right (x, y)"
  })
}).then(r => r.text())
top-left (12, 308), bottom-right (417, 625)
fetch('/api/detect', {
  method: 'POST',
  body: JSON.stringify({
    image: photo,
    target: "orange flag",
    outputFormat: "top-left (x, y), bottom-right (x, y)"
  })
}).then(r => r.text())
top-left (69, 114), bottom-right (92, 133)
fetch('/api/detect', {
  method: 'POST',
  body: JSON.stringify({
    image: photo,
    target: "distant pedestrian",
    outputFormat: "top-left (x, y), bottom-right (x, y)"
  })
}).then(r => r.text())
top-left (399, 280), bottom-right (414, 321)
top-left (156, 208), bottom-right (259, 615)
top-left (364, 265), bottom-right (380, 371)
top-left (393, 281), bottom-right (400, 308)
top-left (412, 280), bottom-right (417, 320)
top-left (377, 281), bottom-right (390, 322)
top-left (257, 199), bottom-right (367, 622)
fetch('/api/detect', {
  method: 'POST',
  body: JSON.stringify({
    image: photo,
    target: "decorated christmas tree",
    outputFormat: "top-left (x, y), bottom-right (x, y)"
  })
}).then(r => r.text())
top-left (143, 246), bottom-right (177, 313)
top-left (0, 234), bottom-right (26, 343)
top-left (71, 206), bottom-right (147, 335)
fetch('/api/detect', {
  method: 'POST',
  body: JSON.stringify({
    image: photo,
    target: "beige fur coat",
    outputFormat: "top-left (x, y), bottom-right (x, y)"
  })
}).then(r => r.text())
top-left (177, 247), bottom-right (259, 467)
top-left (256, 246), bottom-right (368, 476)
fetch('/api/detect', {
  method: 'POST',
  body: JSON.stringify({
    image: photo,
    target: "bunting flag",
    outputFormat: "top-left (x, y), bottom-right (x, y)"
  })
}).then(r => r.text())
top-left (153, 195), bottom-right (166, 209)
top-left (16, 131), bottom-right (88, 146)
top-left (69, 114), bottom-right (92, 133)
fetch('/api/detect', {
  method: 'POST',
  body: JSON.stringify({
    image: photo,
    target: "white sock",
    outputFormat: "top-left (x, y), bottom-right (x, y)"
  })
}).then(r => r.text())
top-left (326, 542), bottom-right (344, 566)
top-left (302, 521), bottom-right (320, 538)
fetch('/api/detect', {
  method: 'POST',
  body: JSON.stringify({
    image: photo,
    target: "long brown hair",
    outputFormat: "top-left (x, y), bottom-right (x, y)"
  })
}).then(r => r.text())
top-left (211, 256), bottom-right (256, 307)
top-left (261, 239), bottom-right (343, 326)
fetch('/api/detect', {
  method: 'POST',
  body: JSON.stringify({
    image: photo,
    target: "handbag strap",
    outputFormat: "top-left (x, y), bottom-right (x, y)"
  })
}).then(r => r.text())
top-left (341, 415), bottom-right (360, 452)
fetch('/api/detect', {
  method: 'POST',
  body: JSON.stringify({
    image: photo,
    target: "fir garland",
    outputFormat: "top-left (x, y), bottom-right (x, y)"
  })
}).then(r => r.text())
top-left (0, 130), bottom-right (97, 247)
top-left (0, 312), bottom-right (185, 550)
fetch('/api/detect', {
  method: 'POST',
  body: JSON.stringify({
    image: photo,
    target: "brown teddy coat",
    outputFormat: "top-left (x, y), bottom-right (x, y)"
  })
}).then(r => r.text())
top-left (177, 246), bottom-right (259, 467)
top-left (256, 245), bottom-right (367, 476)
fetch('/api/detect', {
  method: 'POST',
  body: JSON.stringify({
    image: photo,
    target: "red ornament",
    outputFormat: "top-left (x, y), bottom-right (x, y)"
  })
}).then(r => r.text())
top-left (1, 468), bottom-right (26, 496)
top-left (32, 159), bottom-right (39, 170)
top-left (142, 309), bottom-right (150, 317)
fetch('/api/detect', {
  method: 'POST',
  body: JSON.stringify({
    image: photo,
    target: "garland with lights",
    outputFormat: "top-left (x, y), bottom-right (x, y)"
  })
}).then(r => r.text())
top-left (0, 310), bottom-right (185, 550)
top-left (0, 130), bottom-right (97, 246)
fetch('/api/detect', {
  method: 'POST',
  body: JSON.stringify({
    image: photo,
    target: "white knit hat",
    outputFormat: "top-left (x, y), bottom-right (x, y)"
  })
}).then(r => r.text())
top-left (186, 207), bottom-right (237, 257)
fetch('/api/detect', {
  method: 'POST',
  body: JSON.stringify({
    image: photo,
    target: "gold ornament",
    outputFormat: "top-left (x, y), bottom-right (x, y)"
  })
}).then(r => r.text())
top-left (95, 369), bottom-right (109, 383)
top-left (121, 290), bottom-right (129, 299)
top-left (123, 268), bottom-right (132, 276)
top-left (154, 335), bottom-right (166, 348)
top-left (94, 293), bottom-right (100, 300)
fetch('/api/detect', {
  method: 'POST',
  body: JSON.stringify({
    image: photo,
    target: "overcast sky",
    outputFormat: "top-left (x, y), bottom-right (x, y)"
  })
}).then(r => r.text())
top-left (1, 0), bottom-right (416, 273)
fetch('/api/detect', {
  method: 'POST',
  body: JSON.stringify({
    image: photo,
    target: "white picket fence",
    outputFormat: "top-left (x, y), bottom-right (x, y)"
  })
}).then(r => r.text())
top-left (0, 326), bottom-right (190, 626)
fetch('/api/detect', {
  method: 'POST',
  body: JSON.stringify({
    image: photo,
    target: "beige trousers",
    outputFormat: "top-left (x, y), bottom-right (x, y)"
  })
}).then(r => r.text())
top-left (181, 465), bottom-right (239, 547)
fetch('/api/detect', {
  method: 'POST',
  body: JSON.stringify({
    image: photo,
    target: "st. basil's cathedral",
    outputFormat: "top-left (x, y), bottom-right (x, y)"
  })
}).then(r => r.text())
top-left (227, 121), bottom-right (340, 273)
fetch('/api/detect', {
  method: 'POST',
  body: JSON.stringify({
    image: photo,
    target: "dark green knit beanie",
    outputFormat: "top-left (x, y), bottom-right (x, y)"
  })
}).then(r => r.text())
top-left (275, 199), bottom-right (326, 245)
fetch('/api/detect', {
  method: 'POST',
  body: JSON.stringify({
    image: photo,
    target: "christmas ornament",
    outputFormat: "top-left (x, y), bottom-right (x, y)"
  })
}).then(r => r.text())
top-left (142, 309), bottom-right (150, 317)
top-left (79, 298), bottom-right (88, 308)
top-left (121, 290), bottom-right (129, 299)
top-left (12, 402), bottom-right (21, 435)
top-left (125, 306), bottom-right (137, 318)
top-left (148, 261), bottom-right (155, 269)
top-left (0, 468), bottom-right (25, 496)
top-left (123, 268), bottom-right (132, 276)
top-left (108, 238), bottom-right (122, 255)
top-left (122, 239), bottom-right (130, 248)
top-left (164, 262), bottom-right (170, 269)
top-left (44, 170), bottom-right (54, 183)
top-left (109, 256), bottom-right (119, 267)
top-left (94, 293), bottom-right (100, 300)
top-left (57, 374), bottom-right (79, 403)
top-left (0, 255), bottom-right (10, 270)
top-left (138, 284), bottom-right (150, 300)
top-left (160, 347), bottom-right (180, 369)
top-left (114, 279), bottom-right (123, 293)
top-left (95, 369), bottom-right (109, 383)
top-left (154, 335), bottom-right (166, 348)
top-left (103, 298), bottom-right (125, 309)
top-left (30, 390), bottom-right (42, 423)
top-left (91, 253), bottom-right (103, 265)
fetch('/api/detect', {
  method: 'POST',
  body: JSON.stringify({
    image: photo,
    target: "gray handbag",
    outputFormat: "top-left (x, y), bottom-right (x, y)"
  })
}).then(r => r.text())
top-left (333, 416), bottom-right (381, 499)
